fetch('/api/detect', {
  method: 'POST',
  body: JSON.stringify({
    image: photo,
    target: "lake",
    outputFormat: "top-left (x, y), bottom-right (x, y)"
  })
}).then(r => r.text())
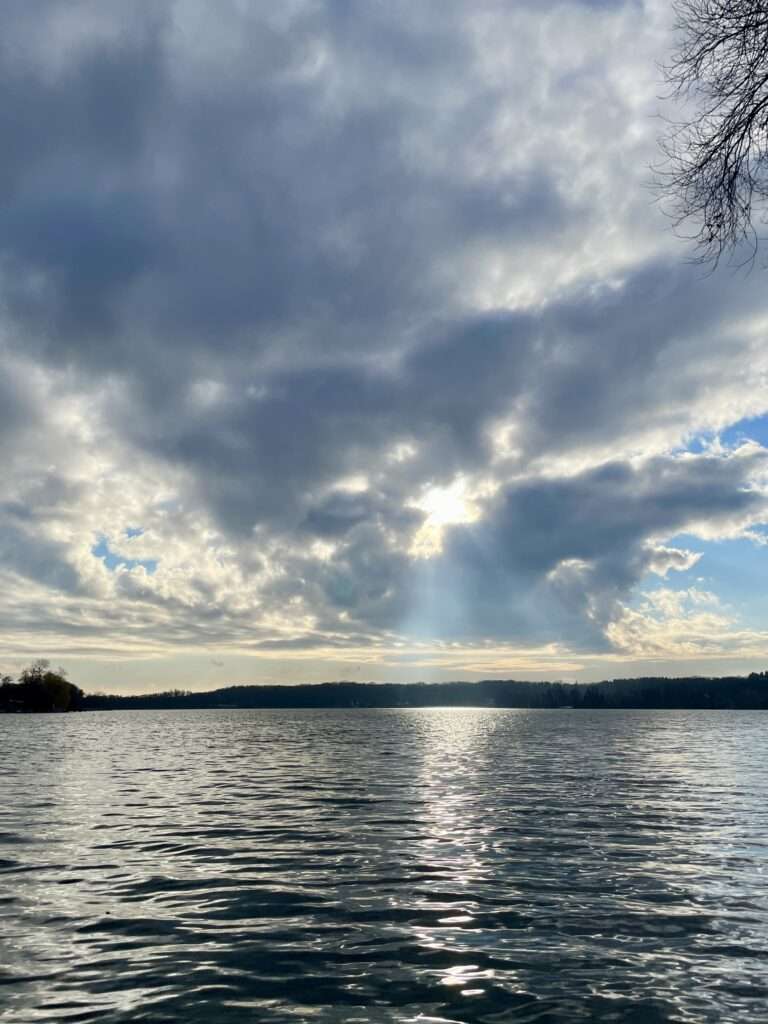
top-left (1, 708), bottom-right (767, 1022)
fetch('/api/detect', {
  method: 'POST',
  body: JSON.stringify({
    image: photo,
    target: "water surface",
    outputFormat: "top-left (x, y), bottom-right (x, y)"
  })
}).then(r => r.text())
top-left (2, 708), bottom-right (767, 1022)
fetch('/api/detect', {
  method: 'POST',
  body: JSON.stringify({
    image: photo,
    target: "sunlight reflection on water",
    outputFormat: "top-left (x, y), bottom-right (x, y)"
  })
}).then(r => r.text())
top-left (1, 708), bottom-right (768, 1022)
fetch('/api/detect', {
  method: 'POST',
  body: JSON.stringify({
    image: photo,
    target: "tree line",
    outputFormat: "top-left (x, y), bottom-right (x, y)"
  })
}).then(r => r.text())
top-left (4, 667), bottom-right (768, 713)
top-left (0, 661), bottom-right (84, 713)
top-left (82, 674), bottom-right (768, 711)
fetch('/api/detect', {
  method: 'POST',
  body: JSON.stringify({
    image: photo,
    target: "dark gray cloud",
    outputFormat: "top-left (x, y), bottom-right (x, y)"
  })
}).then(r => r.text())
top-left (1, 0), bottom-right (767, 670)
top-left (270, 448), bottom-right (766, 648)
top-left (0, 0), bottom-right (573, 379)
top-left (0, 522), bottom-right (82, 595)
top-left (103, 257), bottom-right (767, 553)
top-left (422, 450), bottom-right (767, 642)
top-left (109, 310), bottom-right (537, 535)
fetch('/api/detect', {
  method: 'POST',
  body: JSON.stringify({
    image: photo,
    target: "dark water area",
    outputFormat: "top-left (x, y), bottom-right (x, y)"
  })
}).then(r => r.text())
top-left (1, 709), bottom-right (767, 1023)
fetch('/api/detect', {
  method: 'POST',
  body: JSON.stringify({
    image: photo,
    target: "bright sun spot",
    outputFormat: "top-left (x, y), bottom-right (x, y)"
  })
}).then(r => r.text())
top-left (410, 478), bottom-right (480, 557)
top-left (418, 482), bottom-right (473, 525)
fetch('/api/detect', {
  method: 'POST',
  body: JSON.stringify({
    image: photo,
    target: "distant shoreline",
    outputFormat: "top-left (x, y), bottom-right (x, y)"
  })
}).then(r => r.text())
top-left (5, 673), bottom-right (768, 714)
top-left (77, 674), bottom-right (768, 712)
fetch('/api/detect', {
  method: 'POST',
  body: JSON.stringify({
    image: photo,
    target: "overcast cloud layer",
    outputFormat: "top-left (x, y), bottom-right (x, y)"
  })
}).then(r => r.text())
top-left (2, 0), bottom-right (768, 689)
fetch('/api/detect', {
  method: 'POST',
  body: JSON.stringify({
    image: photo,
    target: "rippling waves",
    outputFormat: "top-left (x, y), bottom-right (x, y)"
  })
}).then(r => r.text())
top-left (2, 708), bottom-right (768, 1023)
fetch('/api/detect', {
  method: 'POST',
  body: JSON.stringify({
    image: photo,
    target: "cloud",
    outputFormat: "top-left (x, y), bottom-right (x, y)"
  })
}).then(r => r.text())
top-left (405, 447), bottom-right (768, 645)
top-left (608, 587), bottom-right (768, 661)
top-left (1, 0), bottom-right (767, 680)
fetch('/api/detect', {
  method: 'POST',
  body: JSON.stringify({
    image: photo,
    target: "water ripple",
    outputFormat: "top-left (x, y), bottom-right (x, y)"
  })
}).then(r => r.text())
top-left (1, 708), bottom-right (768, 1022)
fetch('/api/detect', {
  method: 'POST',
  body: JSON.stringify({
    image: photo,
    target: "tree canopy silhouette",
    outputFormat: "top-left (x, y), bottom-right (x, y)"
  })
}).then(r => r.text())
top-left (658, 0), bottom-right (768, 266)
top-left (0, 660), bottom-right (83, 713)
top-left (81, 674), bottom-right (768, 711)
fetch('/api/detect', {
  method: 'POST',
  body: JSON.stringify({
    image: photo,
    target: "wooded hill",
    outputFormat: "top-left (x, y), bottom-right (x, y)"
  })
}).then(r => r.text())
top-left (81, 673), bottom-right (768, 711)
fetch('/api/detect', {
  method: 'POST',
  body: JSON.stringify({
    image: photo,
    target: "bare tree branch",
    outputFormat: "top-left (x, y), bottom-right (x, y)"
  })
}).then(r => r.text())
top-left (656, 0), bottom-right (768, 267)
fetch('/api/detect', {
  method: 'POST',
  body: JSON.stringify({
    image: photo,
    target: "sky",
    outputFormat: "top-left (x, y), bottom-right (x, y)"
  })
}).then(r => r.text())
top-left (2, 0), bottom-right (768, 693)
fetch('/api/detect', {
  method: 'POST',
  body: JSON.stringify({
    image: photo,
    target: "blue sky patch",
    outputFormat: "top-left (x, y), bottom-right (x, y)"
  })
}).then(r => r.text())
top-left (686, 412), bottom-right (768, 454)
top-left (720, 413), bottom-right (768, 449)
top-left (92, 536), bottom-right (157, 574)
top-left (635, 532), bottom-right (768, 628)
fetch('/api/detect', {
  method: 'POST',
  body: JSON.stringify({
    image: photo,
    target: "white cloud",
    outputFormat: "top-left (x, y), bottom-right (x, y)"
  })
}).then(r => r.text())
top-left (608, 587), bottom-right (768, 661)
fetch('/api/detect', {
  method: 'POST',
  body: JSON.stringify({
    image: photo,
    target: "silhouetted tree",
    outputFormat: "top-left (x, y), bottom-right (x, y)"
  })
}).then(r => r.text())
top-left (0, 661), bottom-right (83, 712)
top-left (657, 1), bottom-right (768, 265)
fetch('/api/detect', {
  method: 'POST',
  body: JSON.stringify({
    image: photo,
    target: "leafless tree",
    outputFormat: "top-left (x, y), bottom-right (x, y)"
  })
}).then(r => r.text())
top-left (657, 1), bottom-right (768, 266)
